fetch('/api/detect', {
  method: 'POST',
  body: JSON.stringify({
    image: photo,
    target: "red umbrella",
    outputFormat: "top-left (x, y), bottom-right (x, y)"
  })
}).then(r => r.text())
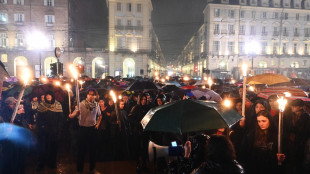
top-left (181, 85), bottom-right (197, 90)
top-left (258, 87), bottom-right (310, 101)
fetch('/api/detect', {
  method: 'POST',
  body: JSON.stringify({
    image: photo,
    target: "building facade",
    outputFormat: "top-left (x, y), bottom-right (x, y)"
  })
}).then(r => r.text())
top-left (0, 0), bottom-right (69, 78)
top-left (179, 0), bottom-right (310, 80)
top-left (106, 0), bottom-right (164, 78)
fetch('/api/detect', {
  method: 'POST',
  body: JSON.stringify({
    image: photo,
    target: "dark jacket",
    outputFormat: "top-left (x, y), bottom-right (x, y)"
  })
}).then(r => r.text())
top-left (239, 130), bottom-right (278, 174)
top-left (194, 160), bottom-right (244, 174)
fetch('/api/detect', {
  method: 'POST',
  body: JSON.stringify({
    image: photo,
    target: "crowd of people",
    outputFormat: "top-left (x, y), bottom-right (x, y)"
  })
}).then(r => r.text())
top-left (0, 78), bottom-right (310, 174)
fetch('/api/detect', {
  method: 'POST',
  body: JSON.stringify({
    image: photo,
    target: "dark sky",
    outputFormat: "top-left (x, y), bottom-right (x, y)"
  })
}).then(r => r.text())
top-left (151, 0), bottom-right (208, 62)
top-left (70, 0), bottom-right (207, 61)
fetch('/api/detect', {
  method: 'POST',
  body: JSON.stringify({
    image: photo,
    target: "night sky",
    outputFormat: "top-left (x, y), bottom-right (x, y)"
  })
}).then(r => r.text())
top-left (151, 0), bottom-right (208, 63)
top-left (70, 0), bottom-right (208, 62)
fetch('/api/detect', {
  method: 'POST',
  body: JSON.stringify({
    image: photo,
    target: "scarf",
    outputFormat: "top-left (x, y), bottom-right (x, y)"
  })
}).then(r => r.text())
top-left (82, 99), bottom-right (97, 111)
top-left (37, 101), bottom-right (63, 113)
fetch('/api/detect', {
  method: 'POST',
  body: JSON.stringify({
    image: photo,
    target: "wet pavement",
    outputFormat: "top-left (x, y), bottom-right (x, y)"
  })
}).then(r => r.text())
top-left (26, 160), bottom-right (137, 174)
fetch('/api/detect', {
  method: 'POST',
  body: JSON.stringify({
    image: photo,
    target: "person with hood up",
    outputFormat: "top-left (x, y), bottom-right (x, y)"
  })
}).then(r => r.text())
top-left (36, 91), bottom-right (64, 171)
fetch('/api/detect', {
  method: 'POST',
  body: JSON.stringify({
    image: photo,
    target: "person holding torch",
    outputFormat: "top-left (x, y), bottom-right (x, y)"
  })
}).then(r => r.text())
top-left (281, 99), bottom-right (310, 174)
top-left (69, 88), bottom-right (101, 174)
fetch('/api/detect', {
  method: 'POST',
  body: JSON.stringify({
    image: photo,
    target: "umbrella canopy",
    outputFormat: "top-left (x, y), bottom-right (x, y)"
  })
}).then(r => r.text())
top-left (2, 84), bottom-right (33, 97)
top-left (125, 80), bottom-right (162, 91)
top-left (162, 85), bottom-right (180, 93)
top-left (141, 100), bottom-right (242, 134)
top-left (181, 85), bottom-right (197, 90)
top-left (246, 73), bottom-right (290, 85)
top-left (30, 84), bottom-right (67, 102)
top-left (258, 87), bottom-right (310, 101)
top-left (164, 81), bottom-right (181, 87)
top-left (191, 88), bottom-right (222, 102)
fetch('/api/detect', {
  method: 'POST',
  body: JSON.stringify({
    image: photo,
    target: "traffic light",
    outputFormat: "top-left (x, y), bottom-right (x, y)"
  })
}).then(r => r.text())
top-left (50, 63), bottom-right (57, 76)
top-left (77, 65), bottom-right (84, 74)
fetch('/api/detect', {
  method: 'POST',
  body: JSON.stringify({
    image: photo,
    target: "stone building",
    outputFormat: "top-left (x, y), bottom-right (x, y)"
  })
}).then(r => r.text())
top-left (178, 0), bottom-right (310, 80)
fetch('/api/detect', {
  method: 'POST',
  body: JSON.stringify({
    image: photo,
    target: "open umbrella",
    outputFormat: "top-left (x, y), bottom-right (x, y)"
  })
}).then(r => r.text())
top-left (258, 87), bottom-right (310, 101)
top-left (141, 100), bottom-right (242, 134)
top-left (30, 84), bottom-right (67, 102)
top-left (246, 73), bottom-right (290, 85)
top-left (164, 81), bottom-right (181, 87)
top-left (125, 80), bottom-right (162, 91)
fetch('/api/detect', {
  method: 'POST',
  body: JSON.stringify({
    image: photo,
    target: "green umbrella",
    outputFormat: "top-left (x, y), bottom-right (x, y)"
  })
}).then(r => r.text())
top-left (141, 99), bottom-right (242, 134)
top-left (3, 84), bottom-right (33, 97)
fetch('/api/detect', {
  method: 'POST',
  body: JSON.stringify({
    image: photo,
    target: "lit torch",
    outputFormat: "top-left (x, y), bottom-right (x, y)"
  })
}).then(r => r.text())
top-left (11, 67), bottom-right (31, 123)
top-left (66, 84), bottom-right (72, 114)
top-left (208, 78), bottom-right (213, 90)
top-left (110, 90), bottom-right (119, 125)
top-left (69, 64), bottom-right (80, 109)
top-left (277, 96), bottom-right (287, 166)
top-left (241, 64), bottom-right (248, 117)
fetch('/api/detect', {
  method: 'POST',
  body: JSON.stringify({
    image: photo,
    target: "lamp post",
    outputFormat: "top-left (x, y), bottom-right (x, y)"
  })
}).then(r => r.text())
top-left (277, 96), bottom-right (287, 166)
top-left (11, 67), bottom-right (31, 123)
top-left (241, 64), bottom-right (247, 117)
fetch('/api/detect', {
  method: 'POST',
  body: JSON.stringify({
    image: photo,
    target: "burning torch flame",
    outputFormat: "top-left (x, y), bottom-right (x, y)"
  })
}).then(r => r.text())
top-left (223, 99), bottom-right (231, 107)
top-left (277, 96), bottom-right (287, 112)
top-left (22, 68), bottom-right (30, 86)
top-left (65, 84), bottom-right (71, 91)
top-left (110, 90), bottom-right (117, 103)
top-left (69, 64), bottom-right (78, 79)
top-left (284, 92), bottom-right (291, 97)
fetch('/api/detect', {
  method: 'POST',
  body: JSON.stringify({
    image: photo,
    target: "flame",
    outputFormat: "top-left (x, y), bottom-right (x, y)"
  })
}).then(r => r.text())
top-left (65, 84), bottom-right (71, 91)
top-left (110, 90), bottom-right (117, 103)
top-left (223, 99), bottom-right (231, 107)
top-left (55, 81), bottom-right (61, 86)
top-left (22, 68), bottom-right (30, 86)
top-left (69, 64), bottom-right (78, 79)
top-left (277, 96), bottom-right (287, 112)
top-left (284, 92), bottom-right (291, 97)
top-left (118, 95), bottom-right (122, 100)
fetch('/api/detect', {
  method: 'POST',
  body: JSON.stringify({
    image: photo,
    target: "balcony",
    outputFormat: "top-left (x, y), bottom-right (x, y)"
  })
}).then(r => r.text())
top-left (214, 30), bottom-right (219, 35)
top-left (115, 25), bottom-right (143, 31)
top-left (15, 21), bottom-right (24, 25)
top-left (221, 30), bottom-right (228, 34)
top-left (261, 32), bottom-right (268, 36)
top-left (229, 31), bottom-right (235, 35)
top-left (46, 22), bottom-right (54, 27)
top-left (283, 32), bottom-right (289, 37)
top-left (239, 31), bottom-right (245, 35)
top-left (305, 33), bottom-right (310, 37)
top-left (250, 32), bottom-right (256, 35)
top-left (294, 33), bottom-right (299, 37)
top-left (273, 31), bottom-right (279, 36)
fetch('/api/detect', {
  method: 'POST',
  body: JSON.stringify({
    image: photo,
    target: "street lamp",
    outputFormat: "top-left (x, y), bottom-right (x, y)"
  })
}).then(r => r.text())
top-left (245, 40), bottom-right (261, 76)
top-left (26, 31), bottom-right (49, 77)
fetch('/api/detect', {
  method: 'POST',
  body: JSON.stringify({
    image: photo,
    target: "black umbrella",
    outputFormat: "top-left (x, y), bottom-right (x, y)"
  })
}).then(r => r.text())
top-left (125, 80), bottom-right (162, 91)
top-left (141, 100), bottom-right (242, 134)
top-left (162, 85), bottom-right (180, 93)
